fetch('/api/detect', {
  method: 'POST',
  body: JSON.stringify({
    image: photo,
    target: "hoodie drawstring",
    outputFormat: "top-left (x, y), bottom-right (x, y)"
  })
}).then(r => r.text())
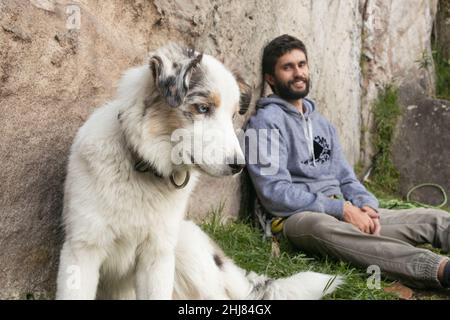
top-left (256, 95), bottom-right (317, 167)
top-left (299, 109), bottom-right (316, 166)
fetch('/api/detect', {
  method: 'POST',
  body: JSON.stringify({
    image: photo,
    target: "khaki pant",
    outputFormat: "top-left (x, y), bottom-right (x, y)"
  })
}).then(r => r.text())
top-left (283, 208), bottom-right (450, 289)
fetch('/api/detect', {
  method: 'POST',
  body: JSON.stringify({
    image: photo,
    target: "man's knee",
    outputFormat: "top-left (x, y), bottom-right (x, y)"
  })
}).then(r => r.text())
top-left (382, 208), bottom-right (450, 225)
top-left (283, 211), bottom-right (337, 239)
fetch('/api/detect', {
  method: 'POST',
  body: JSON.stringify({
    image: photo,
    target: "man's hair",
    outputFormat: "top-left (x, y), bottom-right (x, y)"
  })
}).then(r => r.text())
top-left (262, 34), bottom-right (308, 76)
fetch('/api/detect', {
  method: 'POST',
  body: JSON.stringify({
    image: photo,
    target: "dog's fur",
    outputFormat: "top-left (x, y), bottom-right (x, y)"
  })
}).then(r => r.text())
top-left (56, 44), bottom-right (342, 300)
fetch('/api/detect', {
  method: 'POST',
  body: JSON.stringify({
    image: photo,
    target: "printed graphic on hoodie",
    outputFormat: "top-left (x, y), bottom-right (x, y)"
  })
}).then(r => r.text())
top-left (302, 136), bottom-right (331, 166)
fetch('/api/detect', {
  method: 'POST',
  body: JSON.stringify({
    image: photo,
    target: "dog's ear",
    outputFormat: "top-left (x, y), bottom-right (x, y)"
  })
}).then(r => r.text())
top-left (234, 72), bottom-right (252, 115)
top-left (222, 59), bottom-right (253, 115)
top-left (150, 49), bottom-right (203, 108)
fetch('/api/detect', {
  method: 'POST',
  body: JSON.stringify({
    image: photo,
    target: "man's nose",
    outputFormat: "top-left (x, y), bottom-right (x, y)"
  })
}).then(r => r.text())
top-left (293, 66), bottom-right (303, 77)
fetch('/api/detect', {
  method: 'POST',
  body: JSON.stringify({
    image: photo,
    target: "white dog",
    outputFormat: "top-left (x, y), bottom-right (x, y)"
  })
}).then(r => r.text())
top-left (56, 43), bottom-right (342, 300)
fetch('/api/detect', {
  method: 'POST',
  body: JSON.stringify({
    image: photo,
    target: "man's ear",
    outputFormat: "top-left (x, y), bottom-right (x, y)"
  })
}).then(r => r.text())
top-left (264, 73), bottom-right (275, 87)
top-left (149, 48), bottom-right (203, 108)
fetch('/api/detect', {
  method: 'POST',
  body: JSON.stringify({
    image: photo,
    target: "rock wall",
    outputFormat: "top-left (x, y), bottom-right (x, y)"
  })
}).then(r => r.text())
top-left (359, 0), bottom-right (438, 172)
top-left (435, 0), bottom-right (450, 60)
top-left (0, 0), bottom-right (440, 298)
top-left (392, 86), bottom-right (450, 207)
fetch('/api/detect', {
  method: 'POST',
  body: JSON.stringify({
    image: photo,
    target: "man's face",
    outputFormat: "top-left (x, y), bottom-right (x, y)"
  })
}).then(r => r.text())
top-left (266, 49), bottom-right (310, 100)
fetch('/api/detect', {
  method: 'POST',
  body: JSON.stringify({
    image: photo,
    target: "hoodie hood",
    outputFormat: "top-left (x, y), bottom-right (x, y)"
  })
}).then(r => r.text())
top-left (257, 95), bottom-right (317, 166)
top-left (256, 94), bottom-right (316, 118)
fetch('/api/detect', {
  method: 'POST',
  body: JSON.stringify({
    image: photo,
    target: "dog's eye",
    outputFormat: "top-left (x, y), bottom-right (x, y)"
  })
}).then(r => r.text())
top-left (196, 104), bottom-right (210, 114)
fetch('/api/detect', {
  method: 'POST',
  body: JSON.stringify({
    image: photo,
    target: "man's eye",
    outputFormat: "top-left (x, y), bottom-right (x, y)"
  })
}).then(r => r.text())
top-left (196, 104), bottom-right (210, 114)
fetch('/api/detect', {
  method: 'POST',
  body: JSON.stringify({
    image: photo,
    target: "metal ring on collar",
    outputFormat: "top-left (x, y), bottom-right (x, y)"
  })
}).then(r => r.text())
top-left (170, 171), bottom-right (190, 189)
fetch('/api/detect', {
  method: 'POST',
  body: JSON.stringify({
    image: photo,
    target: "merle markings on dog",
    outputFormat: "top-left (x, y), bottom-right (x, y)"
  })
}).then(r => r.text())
top-left (56, 43), bottom-right (342, 300)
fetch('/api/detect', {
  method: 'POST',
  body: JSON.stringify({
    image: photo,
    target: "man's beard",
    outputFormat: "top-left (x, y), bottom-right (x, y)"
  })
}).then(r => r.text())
top-left (273, 76), bottom-right (310, 100)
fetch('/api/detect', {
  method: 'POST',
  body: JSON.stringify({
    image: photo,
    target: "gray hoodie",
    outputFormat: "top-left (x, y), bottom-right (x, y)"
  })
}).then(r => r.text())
top-left (245, 95), bottom-right (378, 220)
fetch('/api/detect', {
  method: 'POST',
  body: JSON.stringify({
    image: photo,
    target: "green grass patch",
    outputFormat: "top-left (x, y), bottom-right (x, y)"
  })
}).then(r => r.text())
top-left (366, 85), bottom-right (401, 195)
top-left (433, 45), bottom-right (450, 100)
top-left (201, 198), bottom-right (450, 300)
top-left (200, 214), bottom-right (399, 300)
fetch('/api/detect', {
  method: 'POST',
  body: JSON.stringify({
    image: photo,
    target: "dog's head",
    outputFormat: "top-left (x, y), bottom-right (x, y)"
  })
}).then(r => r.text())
top-left (147, 43), bottom-right (252, 177)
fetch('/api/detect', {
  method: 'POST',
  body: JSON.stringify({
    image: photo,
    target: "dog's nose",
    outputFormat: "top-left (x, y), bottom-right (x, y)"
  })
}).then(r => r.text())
top-left (228, 163), bottom-right (245, 174)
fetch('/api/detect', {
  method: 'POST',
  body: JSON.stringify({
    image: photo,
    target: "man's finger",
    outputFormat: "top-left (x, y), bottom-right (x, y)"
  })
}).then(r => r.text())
top-left (363, 207), bottom-right (380, 219)
top-left (368, 218), bottom-right (375, 234)
top-left (361, 215), bottom-right (374, 234)
top-left (372, 218), bottom-right (381, 236)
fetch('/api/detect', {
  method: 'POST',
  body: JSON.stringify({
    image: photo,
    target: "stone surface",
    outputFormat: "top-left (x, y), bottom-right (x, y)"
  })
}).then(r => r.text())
top-left (392, 88), bottom-right (450, 207)
top-left (0, 0), bottom-right (441, 299)
top-left (359, 0), bottom-right (438, 171)
top-left (436, 0), bottom-right (450, 60)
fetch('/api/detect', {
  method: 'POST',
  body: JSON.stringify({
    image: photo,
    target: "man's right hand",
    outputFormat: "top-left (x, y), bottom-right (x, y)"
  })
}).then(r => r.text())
top-left (343, 202), bottom-right (374, 234)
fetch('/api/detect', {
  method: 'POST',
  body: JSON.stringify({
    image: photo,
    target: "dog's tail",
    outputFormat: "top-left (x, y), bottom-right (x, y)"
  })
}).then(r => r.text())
top-left (174, 220), bottom-right (342, 300)
top-left (243, 270), bottom-right (342, 300)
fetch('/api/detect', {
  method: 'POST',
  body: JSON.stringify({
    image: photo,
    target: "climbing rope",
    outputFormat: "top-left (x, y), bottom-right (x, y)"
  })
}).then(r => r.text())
top-left (406, 183), bottom-right (448, 208)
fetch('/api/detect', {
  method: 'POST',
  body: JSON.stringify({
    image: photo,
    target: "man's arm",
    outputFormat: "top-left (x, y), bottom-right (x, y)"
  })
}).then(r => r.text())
top-left (330, 125), bottom-right (379, 211)
top-left (329, 126), bottom-right (381, 234)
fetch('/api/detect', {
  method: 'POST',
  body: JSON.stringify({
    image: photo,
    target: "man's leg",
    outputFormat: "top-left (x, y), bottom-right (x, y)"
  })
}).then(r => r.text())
top-left (378, 208), bottom-right (450, 252)
top-left (379, 207), bottom-right (450, 288)
top-left (283, 211), bottom-right (448, 289)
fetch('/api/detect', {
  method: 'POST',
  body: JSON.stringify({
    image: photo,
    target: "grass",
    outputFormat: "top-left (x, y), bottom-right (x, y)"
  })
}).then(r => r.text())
top-left (200, 199), bottom-right (450, 300)
top-left (433, 45), bottom-right (450, 100)
top-left (201, 215), bottom-right (397, 300)
top-left (366, 85), bottom-right (401, 195)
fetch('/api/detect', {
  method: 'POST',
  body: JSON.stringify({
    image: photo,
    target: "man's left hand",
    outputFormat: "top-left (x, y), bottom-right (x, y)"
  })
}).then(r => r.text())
top-left (362, 206), bottom-right (381, 236)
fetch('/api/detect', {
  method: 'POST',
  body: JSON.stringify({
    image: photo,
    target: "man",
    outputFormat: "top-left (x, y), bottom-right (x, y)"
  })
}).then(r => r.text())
top-left (245, 34), bottom-right (450, 289)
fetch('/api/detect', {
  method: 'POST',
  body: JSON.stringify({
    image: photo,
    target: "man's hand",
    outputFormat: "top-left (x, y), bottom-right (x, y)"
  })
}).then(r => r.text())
top-left (362, 206), bottom-right (381, 236)
top-left (343, 202), bottom-right (374, 234)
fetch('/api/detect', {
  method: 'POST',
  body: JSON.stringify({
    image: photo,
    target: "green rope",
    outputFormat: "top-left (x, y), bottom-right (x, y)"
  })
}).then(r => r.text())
top-left (406, 183), bottom-right (448, 208)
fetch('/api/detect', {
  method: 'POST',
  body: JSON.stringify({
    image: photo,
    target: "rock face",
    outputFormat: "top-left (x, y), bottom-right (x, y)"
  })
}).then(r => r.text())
top-left (392, 88), bottom-right (450, 207)
top-left (0, 0), bottom-right (441, 298)
top-left (436, 0), bottom-right (450, 60)
top-left (359, 0), bottom-right (438, 171)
